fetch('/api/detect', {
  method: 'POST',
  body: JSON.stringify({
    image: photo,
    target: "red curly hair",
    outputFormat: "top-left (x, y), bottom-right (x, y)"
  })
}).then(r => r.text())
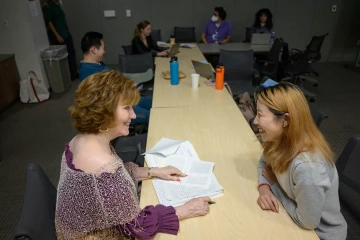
top-left (69, 71), bottom-right (140, 134)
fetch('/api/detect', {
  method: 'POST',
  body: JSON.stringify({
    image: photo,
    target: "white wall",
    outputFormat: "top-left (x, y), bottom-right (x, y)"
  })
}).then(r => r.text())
top-left (0, 0), bottom-right (49, 87)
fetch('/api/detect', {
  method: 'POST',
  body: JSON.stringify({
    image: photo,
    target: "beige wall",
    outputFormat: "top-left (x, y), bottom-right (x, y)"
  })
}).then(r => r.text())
top-left (0, 0), bottom-right (50, 86)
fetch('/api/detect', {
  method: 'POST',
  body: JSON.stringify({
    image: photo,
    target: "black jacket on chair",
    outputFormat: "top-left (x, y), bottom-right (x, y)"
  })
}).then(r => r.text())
top-left (131, 35), bottom-right (165, 57)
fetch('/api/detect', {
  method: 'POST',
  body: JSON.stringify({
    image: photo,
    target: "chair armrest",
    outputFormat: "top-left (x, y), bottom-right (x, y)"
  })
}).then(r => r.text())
top-left (257, 60), bottom-right (276, 65)
top-left (291, 48), bottom-right (303, 53)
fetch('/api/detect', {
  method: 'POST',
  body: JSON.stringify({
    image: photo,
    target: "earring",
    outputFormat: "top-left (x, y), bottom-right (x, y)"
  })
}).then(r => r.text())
top-left (283, 123), bottom-right (287, 128)
top-left (99, 126), bottom-right (109, 132)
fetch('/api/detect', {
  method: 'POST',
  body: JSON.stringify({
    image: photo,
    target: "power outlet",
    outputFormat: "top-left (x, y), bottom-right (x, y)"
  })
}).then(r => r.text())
top-left (3, 20), bottom-right (9, 29)
top-left (357, 40), bottom-right (360, 46)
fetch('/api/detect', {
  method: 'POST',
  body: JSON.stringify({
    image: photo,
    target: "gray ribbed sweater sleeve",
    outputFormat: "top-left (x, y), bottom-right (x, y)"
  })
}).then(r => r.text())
top-left (270, 162), bottom-right (330, 230)
top-left (257, 155), bottom-right (271, 186)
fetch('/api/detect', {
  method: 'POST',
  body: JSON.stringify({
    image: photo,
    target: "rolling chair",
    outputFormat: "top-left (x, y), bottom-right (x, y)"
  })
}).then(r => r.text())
top-left (14, 163), bottom-right (57, 240)
top-left (173, 27), bottom-right (196, 43)
top-left (150, 29), bottom-right (161, 43)
top-left (336, 134), bottom-right (360, 239)
top-left (121, 45), bottom-right (132, 55)
top-left (218, 49), bottom-right (256, 95)
top-left (290, 33), bottom-right (329, 79)
top-left (256, 38), bottom-right (283, 80)
top-left (280, 39), bottom-right (319, 102)
top-left (310, 108), bottom-right (328, 127)
top-left (243, 27), bottom-right (252, 43)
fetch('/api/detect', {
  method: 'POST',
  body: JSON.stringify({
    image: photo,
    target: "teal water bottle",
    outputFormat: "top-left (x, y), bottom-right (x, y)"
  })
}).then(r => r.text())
top-left (170, 56), bottom-right (179, 85)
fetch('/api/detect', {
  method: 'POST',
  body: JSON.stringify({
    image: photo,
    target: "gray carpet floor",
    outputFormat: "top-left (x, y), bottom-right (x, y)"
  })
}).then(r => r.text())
top-left (1, 62), bottom-right (360, 239)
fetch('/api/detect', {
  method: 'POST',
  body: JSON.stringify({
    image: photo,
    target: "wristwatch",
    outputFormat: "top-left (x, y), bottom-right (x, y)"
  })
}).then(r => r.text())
top-left (148, 167), bottom-right (153, 179)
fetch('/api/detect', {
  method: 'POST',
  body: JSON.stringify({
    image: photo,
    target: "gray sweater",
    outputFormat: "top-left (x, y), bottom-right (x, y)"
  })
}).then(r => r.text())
top-left (258, 153), bottom-right (347, 240)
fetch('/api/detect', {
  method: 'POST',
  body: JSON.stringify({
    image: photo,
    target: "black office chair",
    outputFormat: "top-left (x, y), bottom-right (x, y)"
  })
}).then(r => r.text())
top-left (111, 134), bottom-right (147, 167)
top-left (336, 134), bottom-right (360, 239)
top-left (151, 29), bottom-right (161, 43)
top-left (173, 27), bottom-right (196, 43)
top-left (122, 45), bottom-right (132, 55)
top-left (243, 27), bottom-right (251, 43)
top-left (218, 49), bottom-right (255, 95)
top-left (309, 108), bottom-right (328, 127)
top-left (290, 33), bottom-right (329, 76)
top-left (280, 40), bottom-right (318, 102)
top-left (256, 38), bottom-right (283, 80)
top-left (14, 163), bottom-right (57, 240)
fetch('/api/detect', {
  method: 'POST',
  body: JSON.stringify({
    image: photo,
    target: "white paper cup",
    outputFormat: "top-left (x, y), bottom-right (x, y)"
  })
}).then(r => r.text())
top-left (191, 74), bottom-right (200, 89)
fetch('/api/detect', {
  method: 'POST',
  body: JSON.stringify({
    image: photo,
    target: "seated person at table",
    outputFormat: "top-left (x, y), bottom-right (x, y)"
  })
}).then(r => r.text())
top-left (202, 7), bottom-right (232, 44)
top-left (79, 31), bottom-right (152, 124)
top-left (251, 8), bottom-right (273, 34)
top-left (55, 71), bottom-right (211, 239)
top-left (132, 20), bottom-right (169, 57)
top-left (255, 82), bottom-right (347, 240)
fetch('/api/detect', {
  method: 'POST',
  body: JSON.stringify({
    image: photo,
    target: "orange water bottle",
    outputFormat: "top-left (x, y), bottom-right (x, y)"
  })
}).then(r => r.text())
top-left (215, 66), bottom-right (224, 90)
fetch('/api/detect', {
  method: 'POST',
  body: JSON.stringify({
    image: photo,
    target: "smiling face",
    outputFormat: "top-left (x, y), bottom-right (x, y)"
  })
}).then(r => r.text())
top-left (253, 100), bottom-right (287, 142)
top-left (91, 39), bottom-right (106, 62)
top-left (110, 99), bottom-right (136, 137)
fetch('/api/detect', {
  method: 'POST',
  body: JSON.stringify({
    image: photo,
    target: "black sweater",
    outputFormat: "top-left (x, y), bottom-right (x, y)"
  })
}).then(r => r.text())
top-left (131, 35), bottom-right (165, 57)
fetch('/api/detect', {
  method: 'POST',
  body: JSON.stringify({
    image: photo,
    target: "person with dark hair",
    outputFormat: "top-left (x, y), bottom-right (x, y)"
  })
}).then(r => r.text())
top-left (79, 32), bottom-right (152, 125)
top-left (42, 0), bottom-right (78, 80)
top-left (202, 7), bottom-right (232, 44)
top-left (132, 20), bottom-right (169, 57)
top-left (251, 8), bottom-right (273, 34)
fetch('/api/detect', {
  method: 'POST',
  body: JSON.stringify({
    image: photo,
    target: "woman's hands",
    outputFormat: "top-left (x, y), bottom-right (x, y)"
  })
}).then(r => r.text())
top-left (257, 165), bottom-right (279, 212)
top-left (257, 185), bottom-right (279, 212)
top-left (151, 166), bottom-right (186, 181)
top-left (175, 197), bottom-right (211, 220)
top-left (157, 50), bottom-right (168, 57)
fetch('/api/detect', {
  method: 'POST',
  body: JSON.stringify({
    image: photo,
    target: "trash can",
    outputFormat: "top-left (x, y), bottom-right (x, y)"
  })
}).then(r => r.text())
top-left (41, 45), bottom-right (71, 93)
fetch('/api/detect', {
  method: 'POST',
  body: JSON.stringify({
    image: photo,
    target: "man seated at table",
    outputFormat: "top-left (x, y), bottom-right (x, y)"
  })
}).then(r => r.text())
top-left (201, 7), bottom-right (232, 44)
top-left (79, 31), bottom-right (152, 124)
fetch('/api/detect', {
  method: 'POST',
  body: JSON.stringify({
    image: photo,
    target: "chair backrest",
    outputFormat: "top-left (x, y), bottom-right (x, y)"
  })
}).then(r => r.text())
top-left (150, 29), bottom-right (161, 43)
top-left (281, 39), bottom-right (290, 68)
top-left (309, 107), bottom-right (328, 127)
top-left (267, 38), bottom-right (283, 63)
top-left (174, 27), bottom-right (196, 43)
top-left (118, 52), bottom-right (154, 74)
top-left (244, 27), bottom-right (251, 42)
top-left (122, 45), bottom-right (132, 55)
top-left (304, 33), bottom-right (329, 62)
top-left (336, 134), bottom-right (360, 194)
top-left (14, 163), bottom-right (57, 240)
top-left (219, 49), bottom-right (254, 94)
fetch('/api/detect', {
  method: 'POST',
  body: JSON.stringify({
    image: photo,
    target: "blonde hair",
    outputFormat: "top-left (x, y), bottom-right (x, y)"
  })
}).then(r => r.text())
top-left (69, 71), bottom-right (140, 134)
top-left (256, 82), bottom-right (334, 173)
top-left (133, 20), bottom-right (150, 39)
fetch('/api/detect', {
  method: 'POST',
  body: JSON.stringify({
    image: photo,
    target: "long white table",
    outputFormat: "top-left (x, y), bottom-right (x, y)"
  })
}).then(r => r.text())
top-left (140, 105), bottom-right (319, 240)
top-left (198, 42), bottom-right (272, 54)
top-left (152, 45), bottom-right (235, 108)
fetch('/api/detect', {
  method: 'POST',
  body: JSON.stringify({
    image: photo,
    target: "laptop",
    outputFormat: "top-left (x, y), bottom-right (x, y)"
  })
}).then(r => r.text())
top-left (167, 43), bottom-right (180, 58)
top-left (192, 60), bottom-right (215, 80)
top-left (251, 33), bottom-right (271, 45)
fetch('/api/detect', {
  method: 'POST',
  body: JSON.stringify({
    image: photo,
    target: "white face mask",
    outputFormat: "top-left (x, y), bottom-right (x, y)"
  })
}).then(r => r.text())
top-left (211, 15), bottom-right (218, 22)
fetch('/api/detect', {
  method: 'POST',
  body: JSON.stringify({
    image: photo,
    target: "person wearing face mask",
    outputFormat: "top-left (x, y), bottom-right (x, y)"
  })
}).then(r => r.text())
top-left (201, 7), bottom-right (232, 44)
top-left (255, 82), bottom-right (347, 240)
top-left (251, 8), bottom-right (273, 34)
top-left (132, 20), bottom-right (169, 57)
top-left (79, 31), bottom-right (152, 125)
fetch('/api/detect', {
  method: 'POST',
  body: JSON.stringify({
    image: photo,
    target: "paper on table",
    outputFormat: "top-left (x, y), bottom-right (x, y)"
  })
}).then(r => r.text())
top-left (164, 155), bottom-right (214, 188)
top-left (153, 179), bottom-right (223, 207)
top-left (163, 173), bottom-right (223, 201)
top-left (180, 44), bottom-right (196, 48)
top-left (144, 138), bottom-right (199, 167)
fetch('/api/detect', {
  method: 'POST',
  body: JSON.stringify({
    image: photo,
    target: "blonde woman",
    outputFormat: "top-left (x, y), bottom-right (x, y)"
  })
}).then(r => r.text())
top-left (255, 82), bottom-right (347, 240)
top-left (131, 20), bottom-right (169, 57)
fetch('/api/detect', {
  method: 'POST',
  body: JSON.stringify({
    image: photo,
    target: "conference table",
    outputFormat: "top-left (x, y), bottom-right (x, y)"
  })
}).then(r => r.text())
top-left (198, 42), bottom-right (272, 54)
top-left (151, 45), bottom-right (235, 108)
top-left (140, 44), bottom-right (318, 239)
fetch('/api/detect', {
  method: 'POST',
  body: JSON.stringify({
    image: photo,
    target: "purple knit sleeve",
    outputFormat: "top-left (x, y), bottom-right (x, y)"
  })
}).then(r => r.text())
top-left (118, 204), bottom-right (179, 240)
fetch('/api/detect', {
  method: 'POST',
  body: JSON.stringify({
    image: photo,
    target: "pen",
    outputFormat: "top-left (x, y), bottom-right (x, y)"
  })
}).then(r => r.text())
top-left (208, 201), bottom-right (216, 205)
